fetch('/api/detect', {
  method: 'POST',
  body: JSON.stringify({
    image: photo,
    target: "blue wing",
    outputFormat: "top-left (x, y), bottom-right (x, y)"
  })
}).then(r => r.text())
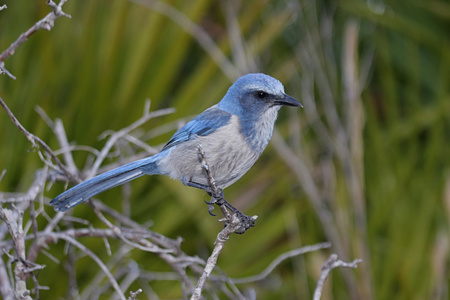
top-left (162, 106), bottom-right (232, 151)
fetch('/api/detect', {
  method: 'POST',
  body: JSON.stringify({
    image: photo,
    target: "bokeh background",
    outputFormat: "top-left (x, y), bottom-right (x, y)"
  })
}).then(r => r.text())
top-left (0, 0), bottom-right (449, 299)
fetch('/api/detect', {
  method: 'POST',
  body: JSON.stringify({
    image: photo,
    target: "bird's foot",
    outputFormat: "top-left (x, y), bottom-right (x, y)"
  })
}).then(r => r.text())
top-left (193, 146), bottom-right (257, 233)
top-left (197, 186), bottom-right (255, 233)
top-left (213, 193), bottom-right (256, 234)
top-left (224, 209), bottom-right (256, 234)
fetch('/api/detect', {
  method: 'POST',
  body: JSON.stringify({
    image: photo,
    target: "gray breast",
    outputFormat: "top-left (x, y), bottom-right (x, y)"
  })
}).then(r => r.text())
top-left (157, 115), bottom-right (263, 189)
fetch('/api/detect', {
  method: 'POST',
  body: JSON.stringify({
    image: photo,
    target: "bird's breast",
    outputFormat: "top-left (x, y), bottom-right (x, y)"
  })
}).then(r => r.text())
top-left (157, 115), bottom-right (263, 189)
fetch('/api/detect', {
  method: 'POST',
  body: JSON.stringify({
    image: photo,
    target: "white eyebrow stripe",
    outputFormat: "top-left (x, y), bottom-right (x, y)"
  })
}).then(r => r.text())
top-left (242, 83), bottom-right (285, 94)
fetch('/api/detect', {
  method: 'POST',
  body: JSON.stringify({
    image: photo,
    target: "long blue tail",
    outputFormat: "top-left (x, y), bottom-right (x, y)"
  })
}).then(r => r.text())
top-left (50, 154), bottom-right (161, 212)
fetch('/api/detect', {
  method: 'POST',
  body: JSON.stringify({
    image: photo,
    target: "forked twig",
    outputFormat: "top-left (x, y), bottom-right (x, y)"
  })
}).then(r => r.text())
top-left (231, 242), bottom-right (332, 284)
top-left (0, 1), bottom-right (72, 79)
top-left (0, 0), bottom-right (71, 63)
top-left (313, 254), bottom-right (363, 300)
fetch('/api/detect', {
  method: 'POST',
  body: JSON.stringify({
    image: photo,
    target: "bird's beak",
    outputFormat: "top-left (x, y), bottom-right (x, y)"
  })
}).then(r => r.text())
top-left (274, 93), bottom-right (303, 108)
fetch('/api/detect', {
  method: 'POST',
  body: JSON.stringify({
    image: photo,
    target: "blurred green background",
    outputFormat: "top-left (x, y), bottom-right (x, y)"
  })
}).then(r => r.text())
top-left (0, 0), bottom-right (449, 299)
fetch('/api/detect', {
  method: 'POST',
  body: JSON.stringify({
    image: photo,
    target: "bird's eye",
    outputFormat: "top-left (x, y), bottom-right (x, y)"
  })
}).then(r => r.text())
top-left (257, 91), bottom-right (268, 99)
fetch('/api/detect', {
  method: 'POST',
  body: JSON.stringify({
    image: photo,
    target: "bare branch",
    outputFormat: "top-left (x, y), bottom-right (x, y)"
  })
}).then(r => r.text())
top-left (0, 169), bottom-right (46, 204)
top-left (0, 62), bottom-right (16, 80)
top-left (87, 100), bottom-right (174, 179)
top-left (0, 206), bottom-right (33, 300)
top-left (0, 97), bottom-right (79, 183)
top-left (313, 254), bottom-right (363, 300)
top-left (128, 288), bottom-right (143, 300)
top-left (191, 213), bottom-right (241, 300)
top-left (35, 106), bottom-right (79, 174)
top-left (0, 255), bottom-right (14, 300)
top-left (231, 242), bottom-right (332, 284)
top-left (0, 0), bottom-right (71, 63)
top-left (55, 234), bottom-right (126, 300)
top-left (90, 202), bottom-right (171, 253)
top-left (123, 133), bottom-right (158, 154)
top-left (191, 146), bottom-right (258, 299)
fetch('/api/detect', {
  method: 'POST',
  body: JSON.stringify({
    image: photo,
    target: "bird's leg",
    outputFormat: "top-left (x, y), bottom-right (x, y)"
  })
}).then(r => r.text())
top-left (193, 145), bottom-right (256, 234)
top-left (185, 180), bottom-right (255, 233)
top-left (183, 180), bottom-right (218, 216)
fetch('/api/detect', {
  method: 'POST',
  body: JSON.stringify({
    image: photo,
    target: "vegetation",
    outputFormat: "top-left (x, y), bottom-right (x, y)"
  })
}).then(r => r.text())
top-left (0, 0), bottom-right (448, 299)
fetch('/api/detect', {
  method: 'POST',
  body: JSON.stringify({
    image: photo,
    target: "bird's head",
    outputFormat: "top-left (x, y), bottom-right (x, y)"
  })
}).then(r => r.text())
top-left (218, 73), bottom-right (302, 117)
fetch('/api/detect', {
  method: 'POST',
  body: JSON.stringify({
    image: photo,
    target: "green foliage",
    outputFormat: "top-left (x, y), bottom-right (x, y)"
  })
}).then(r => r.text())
top-left (0, 0), bottom-right (448, 299)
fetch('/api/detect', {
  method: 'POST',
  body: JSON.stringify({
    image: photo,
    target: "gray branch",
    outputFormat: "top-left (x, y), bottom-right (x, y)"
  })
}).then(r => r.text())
top-left (313, 254), bottom-right (363, 300)
top-left (0, 0), bottom-right (71, 62)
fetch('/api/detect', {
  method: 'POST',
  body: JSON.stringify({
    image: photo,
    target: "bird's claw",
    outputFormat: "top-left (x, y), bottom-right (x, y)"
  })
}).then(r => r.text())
top-left (207, 204), bottom-right (216, 216)
top-left (203, 198), bottom-right (217, 216)
top-left (204, 197), bottom-right (256, 234)
top-left (230, 211), bottom-right (256, 234)
top-left (203, 199), bottom-right (215, 205)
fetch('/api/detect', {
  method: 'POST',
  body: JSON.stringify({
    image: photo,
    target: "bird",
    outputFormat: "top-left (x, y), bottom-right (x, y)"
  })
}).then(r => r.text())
top-left (50, 73), bottom-right (302, 223)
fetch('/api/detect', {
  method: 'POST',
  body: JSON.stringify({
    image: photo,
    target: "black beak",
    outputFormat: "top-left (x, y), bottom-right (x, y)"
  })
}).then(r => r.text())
top-left (274, 93), bottom-right (303, 108)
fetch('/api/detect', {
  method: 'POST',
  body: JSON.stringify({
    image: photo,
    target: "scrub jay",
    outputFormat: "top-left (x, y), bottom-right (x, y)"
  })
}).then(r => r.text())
top-left (51, 73), bottom-right (302, 227)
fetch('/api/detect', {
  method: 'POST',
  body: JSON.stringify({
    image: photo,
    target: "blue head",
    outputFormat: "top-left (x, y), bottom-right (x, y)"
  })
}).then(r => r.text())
top-left (218, 73), bottom-right (302, 151)
top-left (218, 73), bottom-right (301, 118)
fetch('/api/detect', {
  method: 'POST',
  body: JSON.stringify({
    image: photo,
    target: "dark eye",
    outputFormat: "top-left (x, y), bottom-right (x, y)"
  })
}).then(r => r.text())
top-left (257, 91), bottom-right (268, 99)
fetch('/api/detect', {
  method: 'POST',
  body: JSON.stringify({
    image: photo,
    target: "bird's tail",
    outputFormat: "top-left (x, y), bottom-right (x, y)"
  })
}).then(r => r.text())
top-left (50, 154), bottom-right (161, 212)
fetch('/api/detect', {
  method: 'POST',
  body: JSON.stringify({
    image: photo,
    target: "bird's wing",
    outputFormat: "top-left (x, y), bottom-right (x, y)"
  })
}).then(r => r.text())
top-left (162, 106), bottom-right (232, 151)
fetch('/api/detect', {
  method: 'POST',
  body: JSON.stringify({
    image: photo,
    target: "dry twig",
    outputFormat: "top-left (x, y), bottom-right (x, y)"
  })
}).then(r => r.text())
top-left (232, 242), bottom-right (331, 284)
top-left (313, 254), bottom-right (363, 300)
top-left (0, 97), bottom-right (79, 183)
top-left (127, 288), bottom-right (143, 300)
top-left (191, 213), bottom-right (242, 300)
top-left (87, 100), bottom-right (174, 179)
top-left (0, 0), bottom-right (71, 65)
top-left (191, 146), bottom-right (259, 299)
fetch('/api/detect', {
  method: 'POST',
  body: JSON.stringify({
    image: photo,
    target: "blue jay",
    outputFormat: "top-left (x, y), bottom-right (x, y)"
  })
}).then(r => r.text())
top-left (51, 73), bottom-right (301, 228)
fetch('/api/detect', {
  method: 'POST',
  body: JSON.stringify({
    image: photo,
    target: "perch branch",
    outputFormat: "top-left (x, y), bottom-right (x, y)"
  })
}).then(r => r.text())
top-left (191, 146), bottom-right (257, 299)
top-left (191, 213), bottom-right (243, 300)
